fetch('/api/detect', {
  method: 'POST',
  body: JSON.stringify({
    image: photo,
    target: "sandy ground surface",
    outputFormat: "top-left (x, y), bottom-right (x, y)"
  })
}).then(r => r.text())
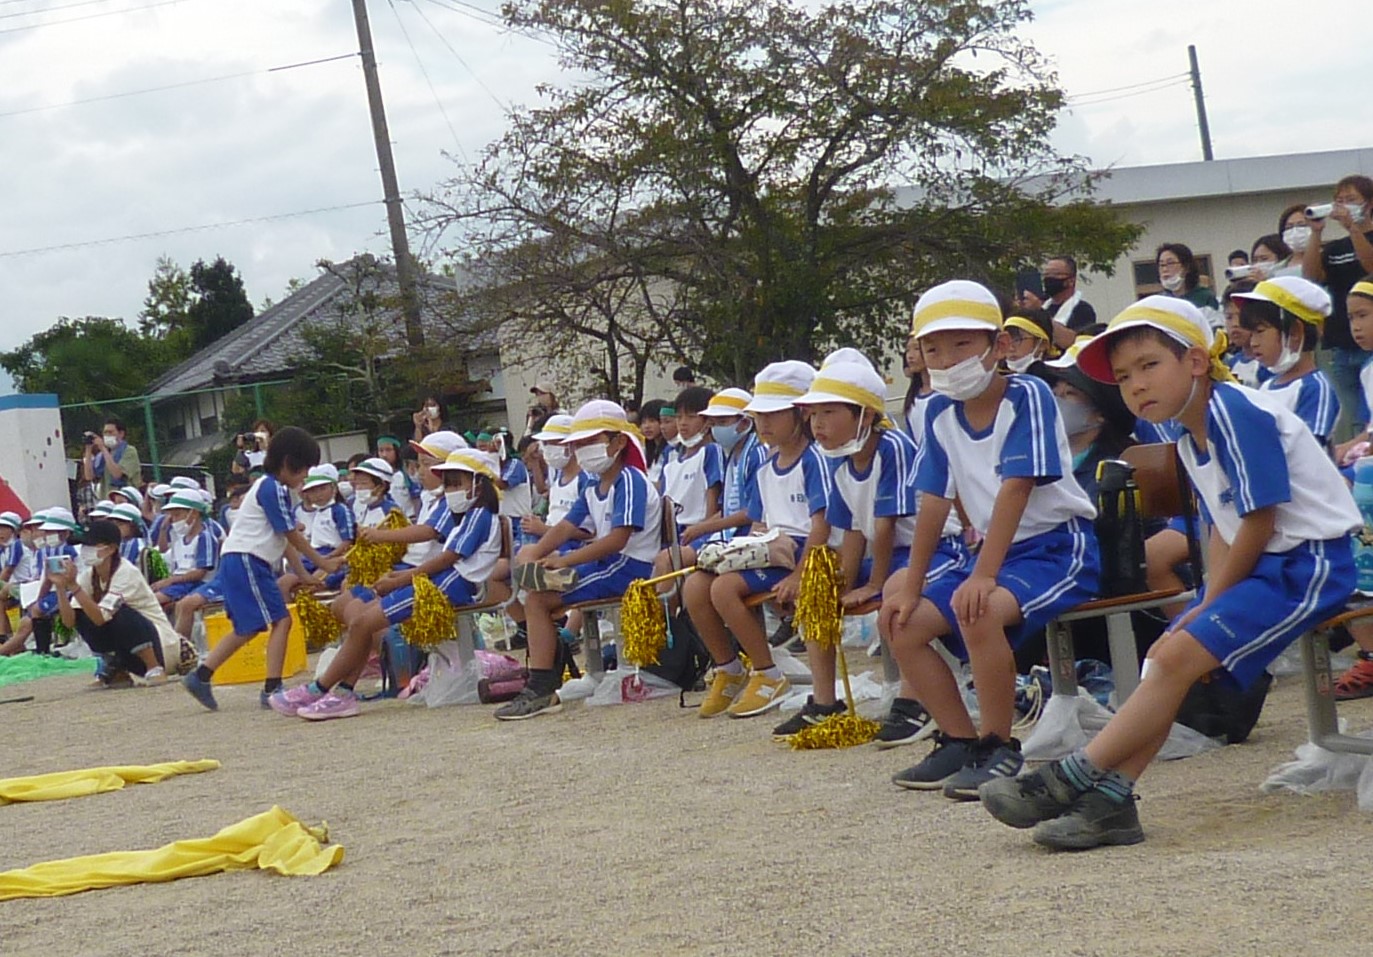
top-left (2, 655), bottom-right (1371, 957)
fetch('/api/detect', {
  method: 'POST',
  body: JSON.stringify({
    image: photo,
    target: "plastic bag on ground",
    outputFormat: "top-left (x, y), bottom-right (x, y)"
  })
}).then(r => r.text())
top-left (777, 670), bottom-right (884, 713)
top-left (1022, 692), bottom-right (1220, 762)
top-left (585, 668), bottom-right (678, 706)
top-left (409, 640), bottom-right (481, 707)
top-left (1260, 724), bottom-right (1373, 811)
top-left (771, 646), bottom-right (812, 683)
top-left (841, 612), bottom-right (877, 649)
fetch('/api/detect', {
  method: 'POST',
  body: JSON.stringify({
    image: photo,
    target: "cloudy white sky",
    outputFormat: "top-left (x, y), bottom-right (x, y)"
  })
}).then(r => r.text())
top-left (0, 0), bottom-right (1366, 389)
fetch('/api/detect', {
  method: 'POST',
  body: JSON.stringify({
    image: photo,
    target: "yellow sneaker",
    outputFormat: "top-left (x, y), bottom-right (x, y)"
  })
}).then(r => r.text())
top-left (727, 672), bottom-right (791, 718)
top-left (699, 670), bottom-right (747, 718)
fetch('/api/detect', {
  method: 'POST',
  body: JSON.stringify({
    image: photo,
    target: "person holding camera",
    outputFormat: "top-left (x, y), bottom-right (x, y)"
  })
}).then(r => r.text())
top-left (231, 420), bottom-right (274, 475)
top-left (82, 417), bottom-right (141, 500)
top-left (412, 394), bottom-right (449, 443)
top-left (48, 520), bottom-right (179, 686)
top-left (1303, 175), bottom-right (1373, 436)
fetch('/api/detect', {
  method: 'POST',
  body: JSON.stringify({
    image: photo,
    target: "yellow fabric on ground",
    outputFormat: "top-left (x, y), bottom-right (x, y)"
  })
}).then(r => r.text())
top-left (0, 759), bottom-right (221, 804)
top-left (0, 806), bottom-right (344, 900)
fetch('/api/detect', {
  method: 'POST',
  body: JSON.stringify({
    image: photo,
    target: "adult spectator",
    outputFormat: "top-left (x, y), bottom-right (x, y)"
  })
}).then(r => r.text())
top-left (1279, 205), bottom-right (1312, 261)
top-left (1156, 243), bottom-right (1219, 311)
top-left (231, 419), bottom-right (273, 475)
top-left (49, 520), bottom-right (182, 685)
top-left (1304, 175), bottom-right (1373, 435)
top-left (1248, 234), bottom-right (1296, 279)
top-left (1041, 255), bottom-right (1097, 349)
top-left (411, 394), bottom-right (450, 442)
top-left (1227, 249), bottom-right (1249, 269)
top-left (525, 381), bottom-right (562, 437)
top-left (672, 366), bottom-right (697, 388)
top-left (82, 416), bottom-right (141, 500)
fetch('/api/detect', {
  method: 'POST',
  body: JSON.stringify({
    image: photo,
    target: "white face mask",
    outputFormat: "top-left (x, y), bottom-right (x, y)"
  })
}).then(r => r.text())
top-left (1056, 396), bottom-right (1098, 437)
top-left (1282, 225), bottom-right (1311, 253)
top-left (78, 545), bottom-right (103, 568)
top-left (337, 481), bottom-right (354, 500)
top-left (928, 348), bottom-right (996, 401)
top-left (542, 444), bottom-right (571, 470)
top-left (817, 416), bottom-right (873, 459)
top-left (1266, 334), bottom-right (1302, 375)
top-left (425, 405), bottom-right (440, 419)
top-left (1160, 273), bottom-right (1185, 292)
top-left (1343, 203), bottom-right (1367, 225)
top-left (678, 430), bottom-right (705, 449)
top-left (575, 442), bottom-right (616, 476)
top-left (172, 520), bottom-right (191, 538)
top-left (353, 489), bottom-right (373, 508)
top-left (102, 434), bottom-right (119, 449)
top-left (1005, 352), bottom-right (1039, 374)
top-left (444, 489), bottom-right (474, 515)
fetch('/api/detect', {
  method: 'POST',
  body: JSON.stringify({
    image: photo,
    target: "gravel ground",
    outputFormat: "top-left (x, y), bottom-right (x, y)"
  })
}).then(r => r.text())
top-left (2, 657), bottom-right (1370, 957)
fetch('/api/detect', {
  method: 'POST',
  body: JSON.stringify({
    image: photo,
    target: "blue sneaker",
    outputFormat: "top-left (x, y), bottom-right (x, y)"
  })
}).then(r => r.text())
top-left (181, 671), bottom-right (218, 711)
top-left (891, 733), bottom-right (976, 790)
top-left (942, 735), bottom-right (1024, 801)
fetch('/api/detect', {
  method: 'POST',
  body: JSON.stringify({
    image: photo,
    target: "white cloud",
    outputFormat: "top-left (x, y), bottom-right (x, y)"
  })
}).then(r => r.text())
top-left (0, 0), bottom-right (1366, 359)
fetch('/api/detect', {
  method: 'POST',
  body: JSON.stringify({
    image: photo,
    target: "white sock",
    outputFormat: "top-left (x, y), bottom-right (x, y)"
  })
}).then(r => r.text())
top-left (718, 657), bottom-right (744, 676)
top-left (758, 665), bottom-right (781, 679)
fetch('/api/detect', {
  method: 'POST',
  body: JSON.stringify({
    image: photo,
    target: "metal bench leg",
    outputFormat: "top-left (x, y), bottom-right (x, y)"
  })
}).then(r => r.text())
top-left (1105, 612), bottom-right (1140, 706)
top-left (879, 634), bottom-right (899, 685)
top-left (1302, 631), bottom-right (1373, 755)
top-left (582, 610), bottom-right (604, 680)
top-left (1046, 620), bottom-right (1078, 698)
top-left (455, 614), bottom-right (478, 667)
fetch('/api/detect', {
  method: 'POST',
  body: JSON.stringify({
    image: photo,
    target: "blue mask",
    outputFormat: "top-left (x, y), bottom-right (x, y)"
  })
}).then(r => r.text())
top-left (711, 424), bottom-right (744, 452)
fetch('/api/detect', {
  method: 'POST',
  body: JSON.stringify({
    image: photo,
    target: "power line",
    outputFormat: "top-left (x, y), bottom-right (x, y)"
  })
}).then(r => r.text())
top-left (0, 201), bottom-right (384, 258)
top-left (411, 0), bottom-right (510, 112)
top-left (0, 52), bottom-right (358, 119)
top-left (1068, 78), bottom-right (1190, 108)
top-left (0, 0), bottom-right (192, 35)
top-left (387, 0), bottom-right (465, 156)
top-left (420, 0), bottom-right (557, 48)
top-left (1065, 72), bottom-right (1190, 102)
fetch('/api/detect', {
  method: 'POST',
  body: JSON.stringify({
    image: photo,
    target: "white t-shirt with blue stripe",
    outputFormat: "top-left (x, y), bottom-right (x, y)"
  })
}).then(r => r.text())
top-left (564, 466), bottom-right (663, 564)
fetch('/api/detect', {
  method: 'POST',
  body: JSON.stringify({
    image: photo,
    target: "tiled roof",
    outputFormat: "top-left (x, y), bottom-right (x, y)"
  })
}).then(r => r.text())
top-left (148, 256), bottom-right (492, 398)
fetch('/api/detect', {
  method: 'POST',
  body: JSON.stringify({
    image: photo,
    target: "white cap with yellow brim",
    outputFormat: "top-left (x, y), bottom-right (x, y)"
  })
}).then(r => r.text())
top-left (531, 414), bottom-right (576, 443)
top-left (794, 360), bottom-right (889, 414)
top-left (1076, 295), bottom-right (1234, 385)
top-left (409, 430), bottom-right (468, 460)
top-left (744, 361), bottom-right (817, 413)
top-left (431, 449), bottom-right (502, 484)
top-left (1230, 276), bottom-right (1332, 327)
top-left (702, 388), bottom-right (752, 418)
top-left (911, 280), bottom-right (1003, 339)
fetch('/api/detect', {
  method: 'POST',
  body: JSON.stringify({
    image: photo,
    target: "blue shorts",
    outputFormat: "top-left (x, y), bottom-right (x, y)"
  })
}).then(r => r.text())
top-left (301, 558), bottom-right (347, 592)
top-left (677, 523), bottom-right (718, 552)
top-left (560, 555), bottom-right (653, 605)
top-left (189, 580), bottom-right (223, 603)
top-left (216, 553), bottom-right (289, 638)
top-left (855, 536), bottom-right (965, 591)
top-left (159, 580), bottom-right (203, 602)
top-left (735, 536), bottom-right (805, 595)
top-left (350, 562), bottom-right (414, 602)
top-left (924, 518), bottom-right (1100, 661)
top-left (379, 572), bottom-right (477, 626)
top-left (1179, 537), bottom-right (1355, 690)
top-left (36, 591), bottom-right (58, 616)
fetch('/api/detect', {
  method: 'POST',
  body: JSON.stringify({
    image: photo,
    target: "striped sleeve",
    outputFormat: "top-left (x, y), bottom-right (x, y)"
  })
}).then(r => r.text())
top-left (1000, 377), bottom-right (1065, 483)
top-left (874, 431), bottom-right (917, 518)
top-left (610, 468), bottom-right (648, 530)
top-left (1294, 373), bottom-right (1339, 444)
top-left (1209, 385), bottom-right (1290, 515)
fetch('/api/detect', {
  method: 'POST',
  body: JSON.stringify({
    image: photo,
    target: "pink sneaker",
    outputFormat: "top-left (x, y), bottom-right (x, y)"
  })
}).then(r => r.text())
top-left (297, 690), bottom-right (360, 721)
top-left (268, 684), bottom-right (323, 716)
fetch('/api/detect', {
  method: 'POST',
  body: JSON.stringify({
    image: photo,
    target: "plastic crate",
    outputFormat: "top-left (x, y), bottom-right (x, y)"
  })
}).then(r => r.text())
top-left (203, 603), bottom-right (307, 686)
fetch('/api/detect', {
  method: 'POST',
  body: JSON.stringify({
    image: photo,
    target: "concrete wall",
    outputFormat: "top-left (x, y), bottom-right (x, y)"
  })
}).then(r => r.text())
top-left (0, 394), bottom-right (70, 513)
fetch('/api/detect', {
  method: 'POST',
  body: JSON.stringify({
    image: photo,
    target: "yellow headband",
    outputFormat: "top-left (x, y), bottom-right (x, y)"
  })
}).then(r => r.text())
top-left (1109, 305), bottom-right (1235, 383)
top-left (1352, 281), bottom-right (1373, 300)
top-left (911, 299), bottom-right (1003, 336)
top-left (568, 416), bottom-right (645, 445)
top-left (1254, 280), bottom-right (1325, 327)
top-left (808, 375), bottom-right (884, 412)
top-left (538, 423), bottom-right (571, 437)
top-left (753, 381), bottom-right (807, 399)
top-left (1004, 316), bottom-right (1050, 342)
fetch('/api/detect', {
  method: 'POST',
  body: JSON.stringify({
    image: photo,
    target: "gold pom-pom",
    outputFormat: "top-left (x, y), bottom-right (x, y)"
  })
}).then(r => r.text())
top-left (794, 545), bottom-right (843, 650)
top-left (399, 574), bottom-right (455, 651)
top-left (619, 578), bottom-right (667, 667)
top-left (294, 591), bottom-right (341, 651)
top-left (345, 509), bottom-right (410, 588)
top-left (789, 711), bottom-right (881, 750)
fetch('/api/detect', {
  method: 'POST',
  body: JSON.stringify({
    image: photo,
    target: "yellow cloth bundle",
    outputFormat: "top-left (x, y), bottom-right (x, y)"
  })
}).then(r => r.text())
top-left (0, 760), bottom-right (220, 805)
top-left (0, 806), bottom-right (343, 900)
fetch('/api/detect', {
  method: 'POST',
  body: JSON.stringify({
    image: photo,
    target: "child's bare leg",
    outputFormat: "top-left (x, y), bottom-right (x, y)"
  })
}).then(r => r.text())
top-left (261, 615), bottom-right (294, 680)
top-left (1084, 629), bottom-right (1220, 780)
top-left (960, 588), bottom-right (1023, 741)
top-left (318, 604), bottom-right (388, 688)
top-left (806, 641), bottom-right (836, 705)
top-left (1, 618), bottom-right (31, 656)
top-left (1347, 619), bottom-right (1373, 654)
top-left (683, 571), bottom-right (732, 664)
top-left (523, 589), bottom-right (561, 670)
top-left (173, 594), bottom-right (203, 638)
top-left (712, 573), bottom-right (771, 667)
top-left (889, 599), bottom-right (976, 738)
top-left (1145, 530), bottom-right (1190, 617)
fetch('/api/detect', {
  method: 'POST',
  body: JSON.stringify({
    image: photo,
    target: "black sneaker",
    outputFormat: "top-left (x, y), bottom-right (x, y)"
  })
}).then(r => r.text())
top-left (1033, 790), bottom-right (1145, 851)
top-left (767, 616), bottom-right (795, 648)
top-left (771, 696), bottom-right (846, 740)
top-left (891, 733), bottom-right (976, 790)
top-left (873, 697), bottom-right (937, 749)
top-left (509, 624), bottom-right (529, 651)
top-left (942, 735), bottom-right (1024, 801)
top-left (493, 686), bottom-right (562, 721)
top-left (979, 761), bottom-right (1082, 828)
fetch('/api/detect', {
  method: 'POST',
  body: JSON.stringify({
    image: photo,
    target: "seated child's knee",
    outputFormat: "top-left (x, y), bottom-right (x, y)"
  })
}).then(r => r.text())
top-left (708, 573), bottom-right (744, 605)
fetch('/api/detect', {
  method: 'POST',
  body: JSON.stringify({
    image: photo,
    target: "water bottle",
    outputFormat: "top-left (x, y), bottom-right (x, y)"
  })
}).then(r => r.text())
top-left (1351, 458), bottom-right (1373, 595)
top-left (1095, 460), bottom-right (1147, 596)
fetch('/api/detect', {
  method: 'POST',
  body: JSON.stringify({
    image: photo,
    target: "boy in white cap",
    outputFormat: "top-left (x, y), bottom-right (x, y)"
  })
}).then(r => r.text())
top-left (273, 450), bottom-right (507, 721)
top-left (499, 400), bottom-right (663, 720)
top-left (27, 507), bottom-right (81, 655)
top-left (350, 457), bottom-right (399, 529)
top-left (0, 512), bottom-right (22, 640)
top-left (1232, 276), bottom-right (1339, 448)
top-left (0, 513), bottom-right (46, 654)
top-left (107, 503), bottom-right (148, 566)
top-left (981, 296), bottom-right (1359, 849)
top-left (684, 361), bottom-right (833, 719)
top-left (778, 352), bottom-right (967, 740)
top-left (695, 388), bottom-right (769, 543)
top-left (152, 492), bottom-right (219, 611)
top-left (888, 280), bottom-right (1099, 799)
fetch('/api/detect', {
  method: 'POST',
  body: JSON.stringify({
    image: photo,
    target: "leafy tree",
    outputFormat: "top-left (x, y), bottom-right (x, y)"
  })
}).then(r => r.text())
top-left (187, 256), bottom-right (254, 351)
top-left (429, 0), bottom-right (1141, 385)
top-left (139, 256), bottom-right (194, 348)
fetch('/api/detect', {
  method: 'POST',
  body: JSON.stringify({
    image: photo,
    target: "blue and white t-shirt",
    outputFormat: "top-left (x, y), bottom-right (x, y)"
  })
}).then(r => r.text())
top-left (662, 442), bottom-right (725, 525)
top-left (1260, 369), bottom-right (1340, 446)
top-left (308, 501), bottom-right (357, 553)
top-left (905, 392), bottom-right (963, 539)
top-left (747, 444), bottom-right (832, 541)
top-left (435, 507), bottom-right (503, 592)
top-left (564, 466), bottom-right (664, 564)
top-left (499, 458), bottom-right (533, 521)
top-left (119, 536), bottom-right (146, 565)
top-left (353, 492), bottom-right (398, 529)
top-left (1133, 417), bottom-right (1183, 445)
top-left (548, 469), bottom-right (593, 527)
top-left (1, 537), bottom-right (22, 577)
top-left (915, 375), bottom-right (1096, 542)
top-left (12, 542), bottom-right (38, 584)
top-left (826, 429), bottom-right (919, 552)
top-left (402, 490), bottom-right (453, 567)
top-left (1178, 383), bottom-right (1359, 552)
top-left (169, 524), bottom-right (218, 576)
top-left (722, 433), bottom-right (768, 522)
top-left (1359, 354), bottom-right (1373, 427)
top-left (222, 475), bottom-right (296, 566)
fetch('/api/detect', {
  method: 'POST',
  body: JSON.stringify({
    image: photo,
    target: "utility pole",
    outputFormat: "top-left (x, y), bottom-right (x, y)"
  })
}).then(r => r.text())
top-left (351, 0), bottom-right (425, 347)
top-left (1188, 44), bottom-right (1214, 162)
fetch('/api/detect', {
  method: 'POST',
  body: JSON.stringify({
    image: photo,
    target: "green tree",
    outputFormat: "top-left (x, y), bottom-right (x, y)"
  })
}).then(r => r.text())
top-left (139, 255), bottom-right (194, 346)
top-left (429, 0), bottom-right (1140, 384)
top-left (188, 256), bottom-right (254, 351)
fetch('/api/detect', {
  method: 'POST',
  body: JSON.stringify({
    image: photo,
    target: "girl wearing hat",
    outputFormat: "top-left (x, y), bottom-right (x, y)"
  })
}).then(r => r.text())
top-left (350, 457), bottom-right (399, 529)
top-left (1003, 308), bottom-right (1059, 374)
top-left (270, 450), bottom-right (507, 721)
top-left (106, 503), bottom-right (148, 567)
top-left (684, 361), bottom-right (832, 720)
top-left (498, 400), bottom-right (663, 720)
top-left (688, 388), bottom-right (769, 545)
top-left (1332, 277), bottom-right (1373, 700)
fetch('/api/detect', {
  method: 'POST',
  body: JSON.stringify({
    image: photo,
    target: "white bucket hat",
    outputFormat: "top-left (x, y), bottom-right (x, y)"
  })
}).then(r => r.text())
top-left (352, 457), bottom-right (395, 483)
top-left (744, 361), bottom-right (817, 413)
top-left (911, 280), bottom-right (1003, 339)
top-left (702, 388), bottom-right (752, 418)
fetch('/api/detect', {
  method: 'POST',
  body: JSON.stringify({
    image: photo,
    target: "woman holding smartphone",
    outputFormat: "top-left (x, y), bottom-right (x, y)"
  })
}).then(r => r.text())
top-left (48, 520), bottom-right (182, 686)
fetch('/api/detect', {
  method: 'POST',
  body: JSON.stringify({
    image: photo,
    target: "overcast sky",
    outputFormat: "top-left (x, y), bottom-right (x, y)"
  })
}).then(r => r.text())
top-left (1, 0), bottom-right (1367, 388)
